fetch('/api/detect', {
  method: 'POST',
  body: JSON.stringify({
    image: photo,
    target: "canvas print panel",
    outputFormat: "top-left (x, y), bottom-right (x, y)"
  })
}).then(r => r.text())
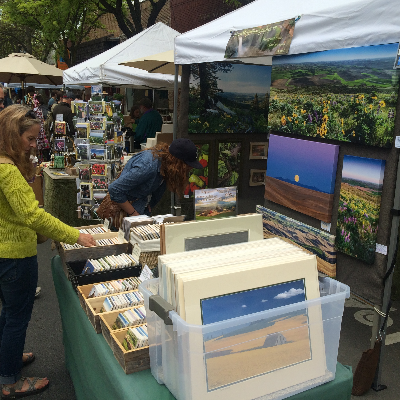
top-left (265, 135), bottom-right (339, 222)
top-left (268, 43), bottom-right (399, 147)
top-left (189, 63), bottom-right (271, 134)
top-left (336, 156), bottom-right (385, 264)
top-left (256, 205), bottom-right (336, 276)
top-left (195, 187), bottom-right (237, 220)
top-left (184, 143), bottom-right (210, 198)
top-left (202, 281), bottom-right (310, 391)
top-left (218, 142), bottom-right (241, 187)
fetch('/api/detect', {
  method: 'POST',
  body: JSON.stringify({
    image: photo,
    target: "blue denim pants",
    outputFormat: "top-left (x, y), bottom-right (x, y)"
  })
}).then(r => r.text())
top-left (0, 256), bottom-right (38, 384)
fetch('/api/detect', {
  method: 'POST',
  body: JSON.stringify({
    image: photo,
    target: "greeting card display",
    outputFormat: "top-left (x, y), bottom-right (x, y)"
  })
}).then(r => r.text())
top-left (74, 102), bottom-right (88, 118)
top-left (55, 121), bottom-right (66, 136)
top-left (76, 144), bottom-right (90, 160)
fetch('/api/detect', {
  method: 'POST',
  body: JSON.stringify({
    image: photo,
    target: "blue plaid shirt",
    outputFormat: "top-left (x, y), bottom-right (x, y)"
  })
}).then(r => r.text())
top-left (108, 150), bottom-right (166, 215)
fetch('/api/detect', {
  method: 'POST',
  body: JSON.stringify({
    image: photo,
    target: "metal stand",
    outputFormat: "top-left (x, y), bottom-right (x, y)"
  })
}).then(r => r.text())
top-left (171, 64), bottom-right (180, 216)
top-left (371, 152), bottom-right (400, 391)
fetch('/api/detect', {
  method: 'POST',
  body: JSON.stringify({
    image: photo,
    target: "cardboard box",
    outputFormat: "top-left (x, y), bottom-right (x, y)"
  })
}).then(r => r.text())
top-left (29, 175), bottom-right (44, 206)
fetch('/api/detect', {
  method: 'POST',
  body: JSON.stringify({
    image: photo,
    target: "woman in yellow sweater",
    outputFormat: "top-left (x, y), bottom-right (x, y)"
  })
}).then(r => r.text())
top-left (0, 105), bottom-right (96, 398)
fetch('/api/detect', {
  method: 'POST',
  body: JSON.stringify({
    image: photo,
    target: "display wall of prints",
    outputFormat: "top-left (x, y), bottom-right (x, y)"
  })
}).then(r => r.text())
top-left (268, 43), bottom-right (399, 147)
top-left (256, 205), bottom-right (336, 276)
top-left (188, 63), bottom-right (271, 134)
top-left (194, 187), bottom-right (237, 220)
top-left (265, 134), bottom-right (339, 223)
top-left (217, 142), bottom-right (242, 188)
top-left (184, 142), bottom-right (210, 199)
top-left (336, 155), bottom-right (386, 264)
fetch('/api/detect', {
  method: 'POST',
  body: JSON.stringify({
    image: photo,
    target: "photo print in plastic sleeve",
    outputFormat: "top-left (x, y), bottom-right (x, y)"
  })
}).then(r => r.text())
top-left (91, 145), bottom-right (106, 161)
top-left (76, 123), bottom-right (90, 139)
top-left (55, 121), bottom-right (66, 136)
top-left (80, 203), bottom-right (93, 220)
top-left (76, 144), bottom-right (90, 161)
top-left (89, 130), bottom-right (106, 145)
top-left (54, 137), bottom-right (66, 152)
top-left (74, 102), bottom-right (88, 119)
top-left (80, 182), bottom-right (93, 200)
top-left (92, 176), bottom-right (108, 190)
top-left (91, 163), bottom-right (106, 176)
top-left (88, 100), bottom-right (105, 115)
top-left (78, 164), bottom-right (91, 181)
top-left (194, 186), bottom-right (237, 220)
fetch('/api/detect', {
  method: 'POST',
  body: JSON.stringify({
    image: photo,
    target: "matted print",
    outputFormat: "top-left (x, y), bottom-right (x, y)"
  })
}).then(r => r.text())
top-left (256, 205), bottom-right (336, 276)
top-left (194, 187), bottom-right (237, 220)
top-left (189, 63), bottom-right (271, 134)
top-left (217, 142), bottom-right (242, 188)
top-left (265, 134), bottom-right (339, 222)
top-left (336, 155), bottom-right (385, 264)
top-left (184, 142), bottom-right (210, 199)
top-left (249, 142), bottom-right (267, 159)
top-left (249, 169), bottom-right (265, 186)
top-left (268, 43), bottom-right (399, 147)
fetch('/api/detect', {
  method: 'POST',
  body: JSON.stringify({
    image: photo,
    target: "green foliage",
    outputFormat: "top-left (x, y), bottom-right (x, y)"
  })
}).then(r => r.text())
top-left (217, 142), bottom-right (241, 187)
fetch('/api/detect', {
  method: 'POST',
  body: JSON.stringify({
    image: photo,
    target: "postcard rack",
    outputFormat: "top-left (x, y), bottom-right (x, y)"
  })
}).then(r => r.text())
top-left (139, 277), bottom-right (350, 400)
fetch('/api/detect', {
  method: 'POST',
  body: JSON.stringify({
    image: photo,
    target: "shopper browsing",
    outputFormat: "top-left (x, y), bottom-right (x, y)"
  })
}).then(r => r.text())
top-left (0, 105), bottom-right (96, 398)
top-left (133, 97), bottom-right (163, 149)
top-left (107, 138), bottom-right (203, 218)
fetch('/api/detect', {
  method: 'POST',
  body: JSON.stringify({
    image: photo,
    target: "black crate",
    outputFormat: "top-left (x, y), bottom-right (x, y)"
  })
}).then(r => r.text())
top-left (66, 260), bottom-right (142, 293)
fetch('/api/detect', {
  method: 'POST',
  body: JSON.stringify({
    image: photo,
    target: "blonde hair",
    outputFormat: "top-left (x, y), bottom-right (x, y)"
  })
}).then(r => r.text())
top-left (151, 143), bottom-right (189, 196)
top-left (0, 104), bottom-right (40, 179)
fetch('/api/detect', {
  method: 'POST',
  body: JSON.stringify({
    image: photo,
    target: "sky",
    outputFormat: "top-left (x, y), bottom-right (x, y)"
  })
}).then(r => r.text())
top-left (342, 155), bottom-right (386, 185)
top-left (266, 134), bottom-right (339, 194)
top-left (190, 63), bottom-right (271, 95)
top-left (201, 279), bottom-right (305, 325)
top-left (273, 43), bottom-right (398, 65)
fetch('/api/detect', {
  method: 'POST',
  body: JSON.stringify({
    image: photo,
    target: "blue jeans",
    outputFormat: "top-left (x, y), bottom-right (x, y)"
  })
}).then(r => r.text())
top-left (0, 256), bottom-right (38, 384)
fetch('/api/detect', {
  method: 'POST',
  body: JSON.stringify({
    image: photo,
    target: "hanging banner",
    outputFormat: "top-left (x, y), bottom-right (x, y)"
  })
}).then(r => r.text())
top-left (225, 18), bottom-right (296, 59)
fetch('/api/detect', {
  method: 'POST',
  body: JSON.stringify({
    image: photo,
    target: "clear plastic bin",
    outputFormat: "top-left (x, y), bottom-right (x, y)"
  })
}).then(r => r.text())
top-left (139, 277), bottom-right (350, 400)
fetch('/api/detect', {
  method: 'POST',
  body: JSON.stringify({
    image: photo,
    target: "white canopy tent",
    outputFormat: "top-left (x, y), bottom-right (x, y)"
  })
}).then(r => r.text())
top-left (64, 22), bottom-right (180, 88)
top-left (174, 0), bottom-right (400, 64)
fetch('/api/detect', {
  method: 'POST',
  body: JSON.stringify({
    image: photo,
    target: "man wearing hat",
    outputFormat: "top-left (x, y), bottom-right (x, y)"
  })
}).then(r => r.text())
top-left (52, 91), bottom-right (75, 149)
top-left (133, 97), bottom-right (163, 149)
top-left (107, 139), bottom-right (202, 219)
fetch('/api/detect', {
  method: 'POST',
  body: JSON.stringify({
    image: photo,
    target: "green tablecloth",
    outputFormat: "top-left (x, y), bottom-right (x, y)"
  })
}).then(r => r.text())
top-left (51, 255), bottom-right (353, 400)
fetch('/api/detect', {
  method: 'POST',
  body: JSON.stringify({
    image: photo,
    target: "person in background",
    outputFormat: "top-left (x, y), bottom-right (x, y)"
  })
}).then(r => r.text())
top-left (52, 92), bottom-right (75, 150)
top-left (129, 105), bottom-right (141, 131)
top-left (0, 85), bottom-right (5, 112)
top-left (47, 92), bottom-right (57, 110)
top-left (133, 97), bottom-right (163, 149)
top-left (0, 105), bottom-right (96, 398)
top-left (33, 95), bottom-right (50, 162)
top-left (108, 138), bottom-right (203, 218)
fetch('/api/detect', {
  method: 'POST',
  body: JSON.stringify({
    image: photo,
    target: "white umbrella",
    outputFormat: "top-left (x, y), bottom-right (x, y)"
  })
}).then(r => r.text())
top-left (120, 50), bottom-right (181, 75)
top-left (0, 53), bottom-right (63, 87)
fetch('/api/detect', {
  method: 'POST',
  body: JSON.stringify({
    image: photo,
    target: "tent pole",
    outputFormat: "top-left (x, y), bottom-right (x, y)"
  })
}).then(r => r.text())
top-left (171, 63), bottom-right (180, 216)
top-left (371, 151), bottom-right (400, 391)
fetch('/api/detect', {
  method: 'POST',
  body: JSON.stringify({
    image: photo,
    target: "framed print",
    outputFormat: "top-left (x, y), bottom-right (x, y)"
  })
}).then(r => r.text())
top-left (336, 155), bottom-right (385, 264)
top-left (249, 142), bottom-right (267, 159)
top-left (184, 142), bottom-right (210, 199)
top-left (249, 169), bottom-right (265, 186)
top-left (80, 182), bottom-right (93, 200)
top-left (265, 134), bottom-right (339, 222)
top-left (217, 142), bottom-right (242, 188)
top-left (194, 187), bottom-right (237, 220)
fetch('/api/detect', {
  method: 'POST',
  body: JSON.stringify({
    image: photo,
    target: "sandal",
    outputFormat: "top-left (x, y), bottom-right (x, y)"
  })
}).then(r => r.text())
top-left (2, 377), bottom-right (49, 399)
top-left (22, 354), bottom-right (35, 367)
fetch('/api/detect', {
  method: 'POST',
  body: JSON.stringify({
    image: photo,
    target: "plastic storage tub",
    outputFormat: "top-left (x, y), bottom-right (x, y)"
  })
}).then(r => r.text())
top-left (139, 277), bottom-right (350, 400)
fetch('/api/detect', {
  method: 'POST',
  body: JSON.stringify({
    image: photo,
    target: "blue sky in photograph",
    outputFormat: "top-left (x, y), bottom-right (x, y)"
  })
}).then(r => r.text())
top-left (201, 279), bottom-right (305, 325)
top-left (266, 135), bottom-right (339, 194)
top-left (216, 63), bottom-right (271, 94)
top-left (342, 155), bottom-right (386, 185)
top-left (273, 43), bottom-right (398, 65)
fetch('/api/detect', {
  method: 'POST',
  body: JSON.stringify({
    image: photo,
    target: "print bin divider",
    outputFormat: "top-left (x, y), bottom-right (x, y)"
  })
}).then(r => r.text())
top-left (139, 277), bottom-right (350, 400)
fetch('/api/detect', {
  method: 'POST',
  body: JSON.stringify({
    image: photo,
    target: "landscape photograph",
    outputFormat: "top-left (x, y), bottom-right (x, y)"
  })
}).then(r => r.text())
top-left (188, 62), bottom-right (271, 134)
top-left (268, 43), bottom-right (399, 147)
top-left (256, 205), bottom-right (336, 276)
top-left (195, 187), bottom-right (237, 220)
top-left (265, 135), bottom-right (339, 222)
top-left (336, 155), bottom-right (386, 264)
top-left (203, 310), bottom-right (310, 391)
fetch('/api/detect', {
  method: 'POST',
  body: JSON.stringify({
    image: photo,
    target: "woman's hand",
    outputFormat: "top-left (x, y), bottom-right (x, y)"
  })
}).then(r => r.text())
top-left (77, 233), bottom-right (96, 247)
